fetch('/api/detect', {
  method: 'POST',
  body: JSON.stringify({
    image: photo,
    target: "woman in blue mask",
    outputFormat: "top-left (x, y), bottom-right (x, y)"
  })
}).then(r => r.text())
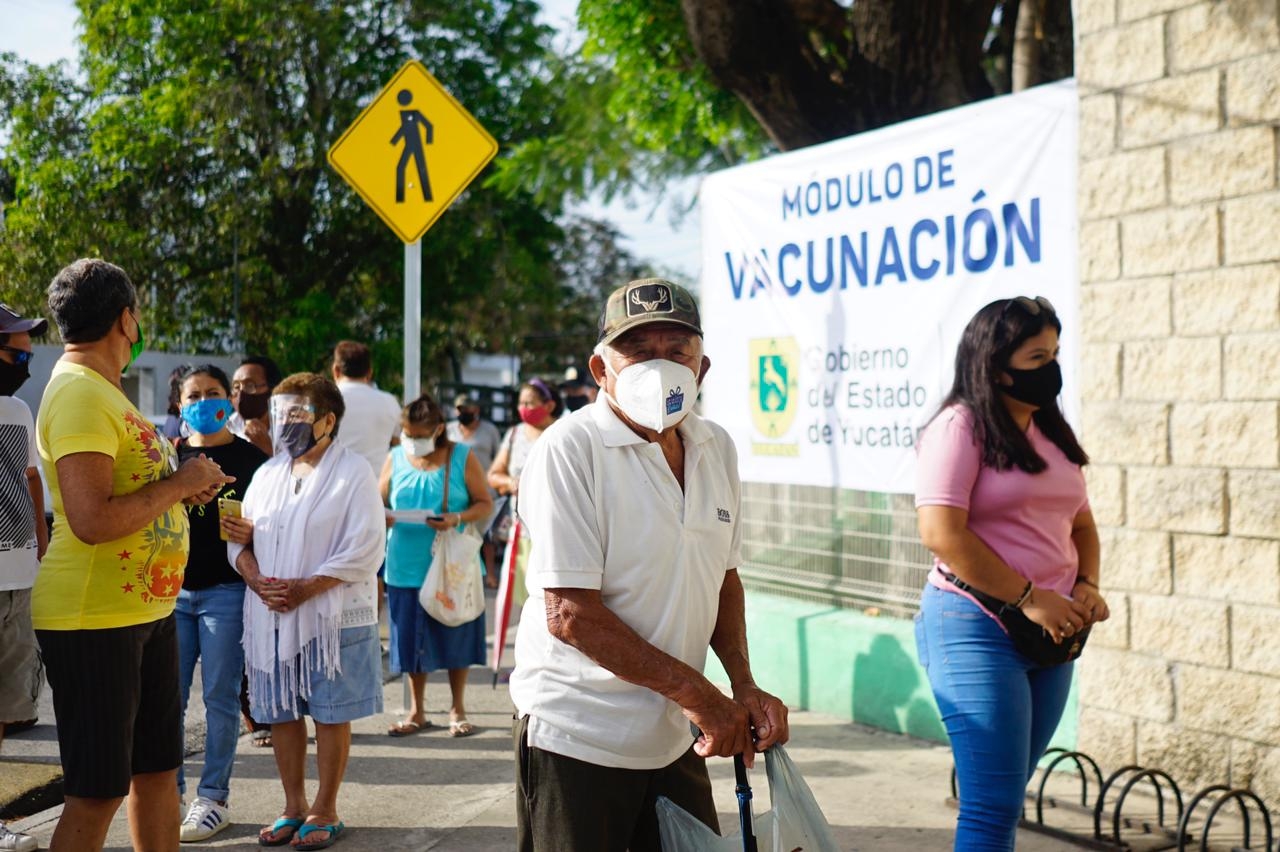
top-left (171, 364), bottom-right (269, 842)
top-left (382, 394), bottom-right (493, 738)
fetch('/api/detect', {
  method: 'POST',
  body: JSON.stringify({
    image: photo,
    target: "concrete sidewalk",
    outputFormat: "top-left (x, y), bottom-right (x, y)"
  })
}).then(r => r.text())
top-left (1, 591), bottom-right (1082, 850)
top-left (6, 667), bottom-right (1079, 851)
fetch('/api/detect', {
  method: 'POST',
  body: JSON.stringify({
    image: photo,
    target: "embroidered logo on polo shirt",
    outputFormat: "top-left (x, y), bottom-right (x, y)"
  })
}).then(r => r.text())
top-left (716, 508), bottom-right (731, 523)
top-left (666, 386), bottom-right (685, 415)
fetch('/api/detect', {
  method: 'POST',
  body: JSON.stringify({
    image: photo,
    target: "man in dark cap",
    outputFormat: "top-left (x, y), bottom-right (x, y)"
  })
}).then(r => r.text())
top-left (558, 365), bottom-right (597, 413)
top-left (0, 304), bottom-right (50, 852)
top-left (509, 278), bottom-right (789, 851)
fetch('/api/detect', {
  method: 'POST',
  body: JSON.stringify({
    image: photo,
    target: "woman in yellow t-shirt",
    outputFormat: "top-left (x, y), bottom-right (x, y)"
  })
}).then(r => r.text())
top-left (34, 259), bottom-right (232, 852)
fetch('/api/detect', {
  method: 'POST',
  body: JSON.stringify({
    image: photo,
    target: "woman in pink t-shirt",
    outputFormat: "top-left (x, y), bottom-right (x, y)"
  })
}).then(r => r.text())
top-left (914, 297), bottom-right (1110, 852)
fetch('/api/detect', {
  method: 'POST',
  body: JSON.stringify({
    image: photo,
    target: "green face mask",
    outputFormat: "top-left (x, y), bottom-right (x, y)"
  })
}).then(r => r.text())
top-left (124, 313), bottom-right (144, 374)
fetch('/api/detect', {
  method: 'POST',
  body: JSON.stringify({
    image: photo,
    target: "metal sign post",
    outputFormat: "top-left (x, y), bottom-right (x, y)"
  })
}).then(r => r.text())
top-left (328, 59), bottom-right (498, 716)
top-left (403, 241), bottom-right (421, 403)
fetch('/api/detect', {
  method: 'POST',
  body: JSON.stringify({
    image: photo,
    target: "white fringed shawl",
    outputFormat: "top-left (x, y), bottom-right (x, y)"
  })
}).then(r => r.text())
top-left (228, 442), bottom-right (384, 717)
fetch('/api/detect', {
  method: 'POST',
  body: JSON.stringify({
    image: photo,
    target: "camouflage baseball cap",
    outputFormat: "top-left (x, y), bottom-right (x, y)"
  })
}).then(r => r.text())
top-left (597, 278), bottom-right (702, 346)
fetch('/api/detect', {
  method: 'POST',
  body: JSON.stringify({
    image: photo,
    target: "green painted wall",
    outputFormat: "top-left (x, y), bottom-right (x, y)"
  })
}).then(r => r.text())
top-left (706, 590), bottom-right (1077, 750)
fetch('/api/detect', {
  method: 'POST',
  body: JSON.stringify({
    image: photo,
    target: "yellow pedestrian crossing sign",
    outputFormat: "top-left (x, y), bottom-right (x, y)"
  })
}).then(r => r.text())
top-left (328, 60), bottom-right (499, 243)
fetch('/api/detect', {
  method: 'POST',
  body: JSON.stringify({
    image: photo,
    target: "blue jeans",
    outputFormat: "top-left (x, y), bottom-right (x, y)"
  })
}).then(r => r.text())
top-left (915, 583), bottom-right (1074, 852)
top-left (175, 583), bottom-right (246, 802)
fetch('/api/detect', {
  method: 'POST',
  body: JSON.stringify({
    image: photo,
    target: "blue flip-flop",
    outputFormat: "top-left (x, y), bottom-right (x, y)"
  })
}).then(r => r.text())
top-left (294, 820), bottom-right (345, 850)
top-left (258, 816), bottom-right (304, 847)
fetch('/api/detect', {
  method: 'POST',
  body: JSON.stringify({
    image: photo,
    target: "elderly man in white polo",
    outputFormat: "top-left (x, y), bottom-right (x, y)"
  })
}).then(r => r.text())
top-left (509, 278), bottom-right (790, 852)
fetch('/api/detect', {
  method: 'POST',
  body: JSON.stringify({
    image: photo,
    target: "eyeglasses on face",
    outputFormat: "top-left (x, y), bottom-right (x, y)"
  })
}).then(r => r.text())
top-left (1001, 295), bottom-right (1056, 319)
top-left (0, 345), bottom-right (33, 366)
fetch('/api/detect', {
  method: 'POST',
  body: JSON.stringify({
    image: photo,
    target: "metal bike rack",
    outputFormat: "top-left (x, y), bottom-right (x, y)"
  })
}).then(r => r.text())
top-left (945, 751), bottom-right (1275, 850)
top-left (1037, 749), bottom-right (1105, 824)
top-left (1099, 766), bottom-right (1184, 848)
top-left (1175, 785), bottom-right (1274, 852)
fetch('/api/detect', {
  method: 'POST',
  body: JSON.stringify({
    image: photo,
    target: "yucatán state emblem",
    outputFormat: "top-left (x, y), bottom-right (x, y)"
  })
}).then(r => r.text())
top-left (748, 337), bottom-right (800, 438)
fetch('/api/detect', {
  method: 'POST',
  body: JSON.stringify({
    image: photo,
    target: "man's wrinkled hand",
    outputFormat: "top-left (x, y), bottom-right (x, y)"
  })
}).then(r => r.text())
top-left (732, 682), bottom-right (790, 760)
top-left (681, 688), bottom-right (753, 763)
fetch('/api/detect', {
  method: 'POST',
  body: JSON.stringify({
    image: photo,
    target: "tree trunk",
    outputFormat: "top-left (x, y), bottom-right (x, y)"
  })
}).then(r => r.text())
top-left (1012, 0), bottom-right (1074, 91)
top-left (680, 0), bottom-right (1071, 151)
top-left (1012, 0), bottom-right (1041, 90)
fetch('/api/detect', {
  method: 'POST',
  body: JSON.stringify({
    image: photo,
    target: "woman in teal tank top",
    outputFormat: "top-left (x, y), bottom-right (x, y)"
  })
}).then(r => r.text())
top-left (378, 395), bottom-right (493, 738)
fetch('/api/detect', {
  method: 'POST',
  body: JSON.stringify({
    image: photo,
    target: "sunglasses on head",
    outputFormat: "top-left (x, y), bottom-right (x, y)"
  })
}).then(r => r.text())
top-left (0, 345), bottom-right (33, 366)
top-left (1001, 296), bottom-right (1056, 319)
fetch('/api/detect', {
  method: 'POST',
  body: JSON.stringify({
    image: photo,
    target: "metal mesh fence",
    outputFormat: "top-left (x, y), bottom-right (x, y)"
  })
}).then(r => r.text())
top-left (737, 482), bottom-right (933, 619)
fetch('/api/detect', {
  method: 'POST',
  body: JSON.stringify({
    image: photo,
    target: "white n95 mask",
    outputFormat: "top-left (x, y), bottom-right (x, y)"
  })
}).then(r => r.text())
top-left (401, 434), bottom-right (436, 457)
top-left (607, 358), bottom-right (698, 433)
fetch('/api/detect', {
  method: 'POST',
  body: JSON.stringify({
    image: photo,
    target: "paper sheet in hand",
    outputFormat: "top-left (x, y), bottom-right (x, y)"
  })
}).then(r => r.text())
top-left (389, 510), bottom-right (433, 524)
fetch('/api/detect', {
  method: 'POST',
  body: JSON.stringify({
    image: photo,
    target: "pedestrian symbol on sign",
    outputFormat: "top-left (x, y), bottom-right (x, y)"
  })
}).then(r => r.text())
top-left (391, 89), bottom-right (433, 203)
top-left (327, 59), bottom-right (498, 243)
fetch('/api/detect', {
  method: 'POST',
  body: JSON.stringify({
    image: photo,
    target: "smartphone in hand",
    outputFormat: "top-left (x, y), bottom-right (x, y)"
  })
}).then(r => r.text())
top-left (217, 497), bottom-right (243, 541)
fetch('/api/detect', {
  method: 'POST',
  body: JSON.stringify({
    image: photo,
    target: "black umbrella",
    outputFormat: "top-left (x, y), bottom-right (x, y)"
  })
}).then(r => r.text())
top-left (734, 753), bottom-right (759, 852)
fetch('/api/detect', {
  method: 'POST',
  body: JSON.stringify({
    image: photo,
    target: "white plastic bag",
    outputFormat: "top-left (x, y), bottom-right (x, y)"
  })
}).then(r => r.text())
top-left (419, 526), bottom-right (484, 627)
top-left (657, 745), bottom-right (840, 852)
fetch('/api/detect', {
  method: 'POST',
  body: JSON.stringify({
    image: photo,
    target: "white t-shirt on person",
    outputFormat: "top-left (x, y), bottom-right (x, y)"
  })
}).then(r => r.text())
top-left (508, 398), bottom-right (743, 770)
top-left (334, 379), bottom-right (402, 475)
top-left (0, 397), bottom-right (39, 591)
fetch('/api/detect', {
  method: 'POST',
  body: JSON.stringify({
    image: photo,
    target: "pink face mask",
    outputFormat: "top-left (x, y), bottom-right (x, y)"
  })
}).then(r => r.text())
top-left (518, 406), bottom-right (546, 426)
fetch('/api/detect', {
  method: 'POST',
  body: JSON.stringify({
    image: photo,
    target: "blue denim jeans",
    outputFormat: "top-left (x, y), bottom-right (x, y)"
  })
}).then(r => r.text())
top-left (175, 582), bottom-right (246, 802)
top-left (915, 583), bottom-right (1074, 852)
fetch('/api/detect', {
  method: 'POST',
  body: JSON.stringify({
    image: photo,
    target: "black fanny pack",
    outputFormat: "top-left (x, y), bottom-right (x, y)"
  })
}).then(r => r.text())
top-left (940, 572), bottom-right (1089, 667)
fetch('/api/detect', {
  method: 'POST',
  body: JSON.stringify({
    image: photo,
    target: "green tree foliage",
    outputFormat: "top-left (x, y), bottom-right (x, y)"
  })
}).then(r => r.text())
top-left (492, 1), bottom-right (770, 207)
top-left (0, 0), bottom-right (640, 391)
top-left (495, 0), bottom-right (1072, 203)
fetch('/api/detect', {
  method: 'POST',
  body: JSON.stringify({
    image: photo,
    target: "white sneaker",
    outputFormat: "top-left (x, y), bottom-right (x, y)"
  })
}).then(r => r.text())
top-left (0, 822), bottom-right (38, 852)
top-left (179, 796), bottom-right (231, 842)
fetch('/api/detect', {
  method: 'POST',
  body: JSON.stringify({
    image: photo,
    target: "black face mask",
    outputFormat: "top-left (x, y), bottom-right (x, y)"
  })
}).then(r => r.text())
top-left (235, 391), bottom-right (270, 420)
top-left (279, 422), bottom-right (319, 459)
top-left (0, 360), bottom-right (30, 397)
top-left (457, 411), bottom-right (478, 426)
top-left (1001, 360), bottom-right (1063, 408)
top-left (564, 394), bottom-right (589, 412)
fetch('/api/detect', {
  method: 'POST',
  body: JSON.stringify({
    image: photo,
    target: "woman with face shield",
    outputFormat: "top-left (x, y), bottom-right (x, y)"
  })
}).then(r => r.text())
top-left (223, 373), bottom-right (385, 849)
top-left (380, 394), bottom-right (493, 738)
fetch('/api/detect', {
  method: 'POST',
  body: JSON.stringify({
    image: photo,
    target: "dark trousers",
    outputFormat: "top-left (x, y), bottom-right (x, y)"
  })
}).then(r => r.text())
top-left (513, 714), bottom-right (719, 852)
top-left (37, 615), bottom-right (183, 798)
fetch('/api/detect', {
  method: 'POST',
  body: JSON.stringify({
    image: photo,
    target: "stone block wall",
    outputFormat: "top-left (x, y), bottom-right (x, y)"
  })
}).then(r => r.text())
top-left (1076, 0), bottom-right (1280, 801)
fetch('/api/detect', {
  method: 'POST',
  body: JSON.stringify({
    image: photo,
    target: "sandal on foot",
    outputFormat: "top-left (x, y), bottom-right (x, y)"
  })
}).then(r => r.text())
top-left (294, 820), bottom-right (344, 850)
top-left (258, 816), bottom-right (303, 847)
top-left (251, 729), bottom-right (273, 747)
top-left (387, 719), bottom-right (432, 737)
top-left (449, 719), bottom-right (476, 737)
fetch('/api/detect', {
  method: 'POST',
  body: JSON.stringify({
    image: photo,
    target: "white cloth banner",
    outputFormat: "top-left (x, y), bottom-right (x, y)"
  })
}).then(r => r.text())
top-left (699, 79), bottom-right (1079, 493)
